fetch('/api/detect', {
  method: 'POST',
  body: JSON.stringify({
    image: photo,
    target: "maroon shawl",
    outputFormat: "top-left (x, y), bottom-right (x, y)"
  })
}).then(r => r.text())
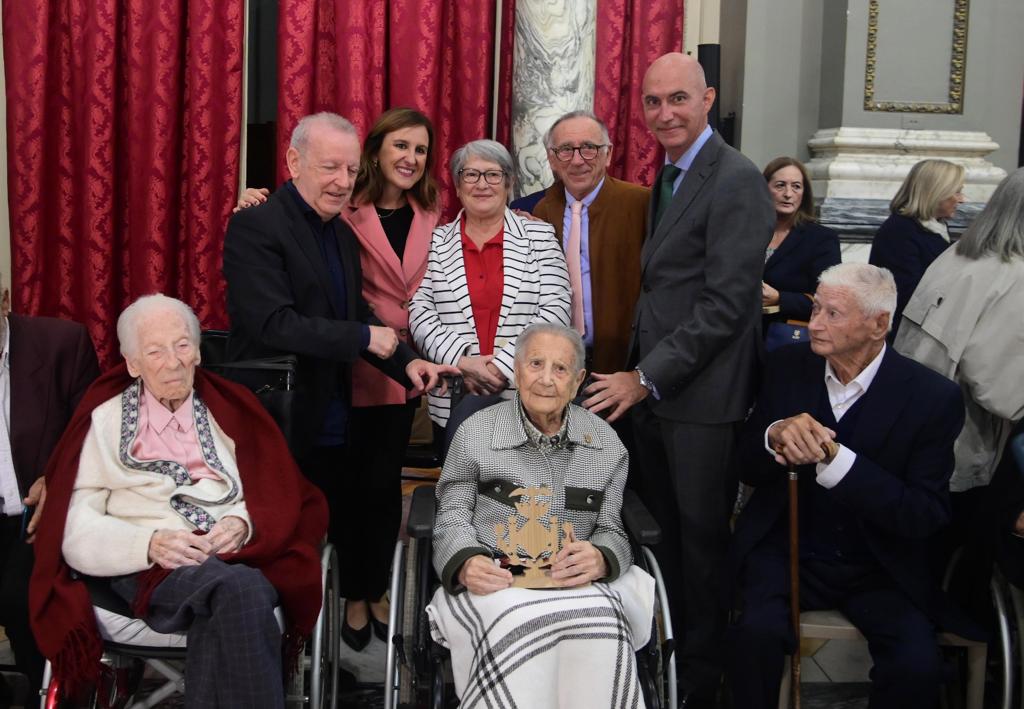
top-left (29, 363), bottom-right (329, 692)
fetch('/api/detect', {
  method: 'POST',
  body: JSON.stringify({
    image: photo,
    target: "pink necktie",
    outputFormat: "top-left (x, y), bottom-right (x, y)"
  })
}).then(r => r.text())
top-left (566, 200), bottom-right (586, 336)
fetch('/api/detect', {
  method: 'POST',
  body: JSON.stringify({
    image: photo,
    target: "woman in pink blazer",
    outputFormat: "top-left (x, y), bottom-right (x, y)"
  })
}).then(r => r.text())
top-left (340, 108), bottom-right (440, 650)
top-left (236, 108), bottom-right (440, 651)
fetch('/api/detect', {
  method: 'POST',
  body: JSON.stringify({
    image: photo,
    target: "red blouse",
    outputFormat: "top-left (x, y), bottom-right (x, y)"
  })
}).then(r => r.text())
top-left (461, 220), bottom-right (504, 356)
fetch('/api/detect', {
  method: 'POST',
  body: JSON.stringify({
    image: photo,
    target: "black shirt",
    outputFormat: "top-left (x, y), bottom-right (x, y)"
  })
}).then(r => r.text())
top-left (377, 203), bottom-right (415, 260)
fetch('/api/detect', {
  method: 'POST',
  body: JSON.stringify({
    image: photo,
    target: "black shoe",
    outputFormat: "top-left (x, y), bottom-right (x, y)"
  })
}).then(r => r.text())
top-left (341, 615), bottom-right (371, 652)
top-left (370, 615), bottom-right (389, 642)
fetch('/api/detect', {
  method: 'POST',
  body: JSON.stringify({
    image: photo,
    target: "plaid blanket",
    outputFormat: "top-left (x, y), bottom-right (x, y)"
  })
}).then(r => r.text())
top-left (427, 565), bottom-right (654, 708)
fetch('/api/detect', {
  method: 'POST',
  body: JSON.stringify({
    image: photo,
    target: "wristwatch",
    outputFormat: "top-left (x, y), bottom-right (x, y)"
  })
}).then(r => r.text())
top-left (635, 367), bottom-right (655, 394)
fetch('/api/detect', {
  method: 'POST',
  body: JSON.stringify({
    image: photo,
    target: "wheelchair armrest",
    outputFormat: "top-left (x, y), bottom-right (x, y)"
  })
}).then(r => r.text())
top-left (407, 485), bottom-right (436, 539)
top-left (623, 489), bottom-right (661, 546)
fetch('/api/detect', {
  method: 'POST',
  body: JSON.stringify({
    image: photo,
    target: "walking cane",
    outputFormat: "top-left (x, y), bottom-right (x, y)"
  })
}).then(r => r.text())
top-left (782, 439), bottom-right (839, 709)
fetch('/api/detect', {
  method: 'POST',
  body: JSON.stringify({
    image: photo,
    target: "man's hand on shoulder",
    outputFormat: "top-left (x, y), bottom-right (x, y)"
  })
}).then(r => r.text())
top-left (233, 187), bottom-right (270, 213)
top-left (367, 325), bottom-right (399, 358)
top-left (406, 360), bottom-right (460, 396)
top-left (767, 413), bottom-right (837, 466)
top-left (581, 371), bottom-right (649, 422)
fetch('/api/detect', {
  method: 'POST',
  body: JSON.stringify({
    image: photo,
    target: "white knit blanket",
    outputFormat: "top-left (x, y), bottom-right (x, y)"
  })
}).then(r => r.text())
top-left (427, 565), bottom-right (655, 709)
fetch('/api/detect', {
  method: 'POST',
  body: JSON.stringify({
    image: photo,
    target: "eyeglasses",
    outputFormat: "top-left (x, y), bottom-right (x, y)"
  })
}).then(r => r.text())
top-left (458, 169), bottom-right (506, 185)
top-left (550, 143), bottom-right (608, 162)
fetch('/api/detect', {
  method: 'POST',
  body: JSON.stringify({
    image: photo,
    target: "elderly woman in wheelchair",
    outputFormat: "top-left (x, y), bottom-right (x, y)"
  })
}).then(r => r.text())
top-left (427, 323), bottom-right (657, 708)
top-left (29, 294), bottom-right (328, 708)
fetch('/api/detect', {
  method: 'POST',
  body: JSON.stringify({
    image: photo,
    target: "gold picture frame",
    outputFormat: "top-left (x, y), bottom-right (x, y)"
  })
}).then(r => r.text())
top-left (863, 0), bottom-right (969, 114)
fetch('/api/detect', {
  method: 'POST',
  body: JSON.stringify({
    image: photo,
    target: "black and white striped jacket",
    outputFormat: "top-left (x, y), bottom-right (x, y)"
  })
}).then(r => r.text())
top-left (409, 209), bottom-right (571, 426)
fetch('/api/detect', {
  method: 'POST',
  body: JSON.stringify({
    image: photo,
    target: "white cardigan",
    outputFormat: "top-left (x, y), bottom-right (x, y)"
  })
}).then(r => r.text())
top-left (62, 385), bottom-right (251, 577)
top-left (409, 209), bottom-right (571, 426)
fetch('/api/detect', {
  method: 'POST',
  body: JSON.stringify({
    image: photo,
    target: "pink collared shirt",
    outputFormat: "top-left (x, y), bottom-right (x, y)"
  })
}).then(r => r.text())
top-left (131, 385), bottom-right (219, 482)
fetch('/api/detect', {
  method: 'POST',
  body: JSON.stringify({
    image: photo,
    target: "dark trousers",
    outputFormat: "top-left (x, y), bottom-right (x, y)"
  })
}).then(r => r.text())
top-left (0, 514), bottom-right (43, 695)
top-left (727, 549), bottom-right (941, 709)
top-left (630, 403), bottom-right (739, 692)
top-left (137, 558), bottom-right (283, 708)
top-left (303, 402), bottom-right (416, 601)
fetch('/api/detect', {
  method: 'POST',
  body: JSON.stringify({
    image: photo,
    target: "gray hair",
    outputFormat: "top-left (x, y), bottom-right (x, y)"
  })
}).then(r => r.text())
top-left (956, 167), bottom-right (1024, 262)
top-left (289, 112), bottom-right (358, 155)
top-left (117, 294), bottom-right (201, 359)
top-left (514, 323), bottom-right (586, 373)
top-left (450, 139), bottom-right (515, 193)
top-left (543, 110), bottom-right (611, 149)
top-left (817, 263), bottom-right (898, 332)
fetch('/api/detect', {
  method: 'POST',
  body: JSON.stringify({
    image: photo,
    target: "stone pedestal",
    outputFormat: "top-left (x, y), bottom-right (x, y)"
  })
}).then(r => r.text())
top-left (806, 127), bottom-right (1007, 237)
top-left (510, 1), bottom-right (596, 197)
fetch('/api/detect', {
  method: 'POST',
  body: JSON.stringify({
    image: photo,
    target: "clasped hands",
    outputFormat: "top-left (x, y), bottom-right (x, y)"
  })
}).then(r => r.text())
top-left (457, 534), bottom-right (608, 596)
top-left (147, 516), bottom-right (248, 570)
top-left (457, 355), bottom-right (508, 395)
top-left (767, 413), bottom-right (839, 467)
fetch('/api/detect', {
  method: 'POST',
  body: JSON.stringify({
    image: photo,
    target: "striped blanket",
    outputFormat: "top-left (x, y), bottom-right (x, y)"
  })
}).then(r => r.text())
top-left (427, 565), bottom-right (655, 708)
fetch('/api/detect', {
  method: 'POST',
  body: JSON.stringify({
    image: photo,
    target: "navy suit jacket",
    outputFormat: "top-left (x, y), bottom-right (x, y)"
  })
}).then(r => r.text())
top-left (734, 344), bottom-right (968, 631)
top-left (763, 221), bottom-right (841, 322)
top-left (868, 214), bottom-right (950, 336)
top-left (8, 314), bottom-right (99, 492)
top-left (222, 186), bottom-right (414, 454)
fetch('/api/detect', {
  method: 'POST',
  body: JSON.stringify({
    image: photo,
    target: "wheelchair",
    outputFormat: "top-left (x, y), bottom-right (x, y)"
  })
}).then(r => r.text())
top-left (383, 485), bottom-right (678, 709)
top-left (37, 330), bottom-right (340, 707)
top-left (39, 544), bottom-right (340, 708)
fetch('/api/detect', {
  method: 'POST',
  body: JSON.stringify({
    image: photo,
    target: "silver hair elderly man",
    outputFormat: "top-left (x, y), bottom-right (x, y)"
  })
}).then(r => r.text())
top-left (728, 262), bottom-right (972, 709)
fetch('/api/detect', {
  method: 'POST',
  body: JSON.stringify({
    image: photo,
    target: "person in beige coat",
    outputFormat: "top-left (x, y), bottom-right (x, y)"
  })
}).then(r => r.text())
top-left (895, 167), bottom-right (1024, 493)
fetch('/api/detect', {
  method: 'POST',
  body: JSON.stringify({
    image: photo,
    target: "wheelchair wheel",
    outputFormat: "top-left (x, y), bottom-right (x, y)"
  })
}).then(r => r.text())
top-left (641, 547), bottom-right (677, 709)
top-left (294, 543), bottom-right (339, 709)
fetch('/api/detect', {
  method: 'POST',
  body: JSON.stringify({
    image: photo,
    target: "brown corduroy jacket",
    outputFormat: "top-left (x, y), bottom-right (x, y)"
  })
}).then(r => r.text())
top-left (532, 176), bottom-right (649, 373)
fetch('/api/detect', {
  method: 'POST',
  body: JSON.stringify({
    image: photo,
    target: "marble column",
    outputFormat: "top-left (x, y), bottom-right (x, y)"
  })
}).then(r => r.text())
top-left (510, 0), bottom-right (596, 198)
top-left (808, 127), bottom-right (1007, 236)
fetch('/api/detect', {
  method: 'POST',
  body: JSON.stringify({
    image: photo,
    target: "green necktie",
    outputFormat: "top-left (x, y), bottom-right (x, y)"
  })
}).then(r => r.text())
top-left (654, 164), bottom-right (683, 228)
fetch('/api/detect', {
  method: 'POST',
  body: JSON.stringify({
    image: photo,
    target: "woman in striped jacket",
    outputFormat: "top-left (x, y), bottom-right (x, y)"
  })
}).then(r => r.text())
top-left (410, 139), bottom-right (571, 429)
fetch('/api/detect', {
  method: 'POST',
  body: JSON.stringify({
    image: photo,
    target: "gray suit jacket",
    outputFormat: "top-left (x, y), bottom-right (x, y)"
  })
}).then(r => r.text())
top-left (630, 132), bottom-right (774, 423)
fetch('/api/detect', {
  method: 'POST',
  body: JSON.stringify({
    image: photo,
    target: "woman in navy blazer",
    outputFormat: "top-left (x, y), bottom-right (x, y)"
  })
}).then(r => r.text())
top-left (869, 158), bottom-right (965, 336)
top-left (760, 157), bottom-right (841, 325)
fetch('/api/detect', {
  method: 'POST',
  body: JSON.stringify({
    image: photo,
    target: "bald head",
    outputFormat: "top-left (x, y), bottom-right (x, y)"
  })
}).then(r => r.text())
top-left (642, 52), bottom-right (715, 162)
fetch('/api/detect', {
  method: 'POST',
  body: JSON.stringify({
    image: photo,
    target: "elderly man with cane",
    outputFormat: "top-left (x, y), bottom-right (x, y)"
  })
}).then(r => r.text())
top-left (726, 263), bottom-right (972, 709)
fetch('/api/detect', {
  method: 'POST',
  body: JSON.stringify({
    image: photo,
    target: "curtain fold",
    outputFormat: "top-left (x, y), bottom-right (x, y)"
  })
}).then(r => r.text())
top-left (595, 0), bottom-right (684, 188)
top-left (277, 0), bottom-right (500, 219)
top-left (4, 0), bottom-right (244, 367)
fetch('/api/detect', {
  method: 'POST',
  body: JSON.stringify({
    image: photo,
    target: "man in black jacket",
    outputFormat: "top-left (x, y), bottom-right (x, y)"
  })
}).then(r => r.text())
top-left (222, 112), bottom-right (454, 534)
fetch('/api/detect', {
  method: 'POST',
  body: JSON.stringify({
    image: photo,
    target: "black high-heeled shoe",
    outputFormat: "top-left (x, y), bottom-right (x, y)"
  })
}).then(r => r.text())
top-left (341, 614), bottom-right (371, 652)
top-left (370, 615), bottom-right (389, 642)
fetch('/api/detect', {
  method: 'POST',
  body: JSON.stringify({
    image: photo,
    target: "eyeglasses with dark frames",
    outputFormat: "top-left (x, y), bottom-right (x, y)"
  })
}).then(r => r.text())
top-left (550, 143), bottom-right (608, 162)
top-left (458, 169), bottom-right (506, 185)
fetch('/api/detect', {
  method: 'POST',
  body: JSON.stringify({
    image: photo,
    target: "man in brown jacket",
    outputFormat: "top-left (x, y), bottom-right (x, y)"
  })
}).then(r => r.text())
top-left (531, 111), bottom-right (649, 373)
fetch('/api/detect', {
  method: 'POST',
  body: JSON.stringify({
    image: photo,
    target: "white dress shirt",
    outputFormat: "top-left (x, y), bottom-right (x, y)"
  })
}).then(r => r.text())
top-left (0, 317), bottom-right (21, 516)
top-left (765, 345), bottom-right (887, 489)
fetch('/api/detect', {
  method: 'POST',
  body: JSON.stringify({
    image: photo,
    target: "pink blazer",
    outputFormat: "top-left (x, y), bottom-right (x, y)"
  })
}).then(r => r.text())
top-left (343, 198), bottom-right (438, 406)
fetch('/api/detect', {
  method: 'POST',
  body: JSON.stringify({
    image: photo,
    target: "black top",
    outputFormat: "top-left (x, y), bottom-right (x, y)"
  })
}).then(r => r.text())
top-left (377, 203), bottom-right (415, 260)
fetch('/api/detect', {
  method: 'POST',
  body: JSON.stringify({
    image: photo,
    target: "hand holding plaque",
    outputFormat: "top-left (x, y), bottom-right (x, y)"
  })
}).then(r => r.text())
top-left (494, 486), bottom-right (574, 588)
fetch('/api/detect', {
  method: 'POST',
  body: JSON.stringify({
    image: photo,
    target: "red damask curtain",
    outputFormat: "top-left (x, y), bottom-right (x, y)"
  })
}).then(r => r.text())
top-left (596, 0), bottom-right (684, 187)
top-left (4, 0), bottom-right (244, 367)
top-left (277, 0), bottom-right (501, 218)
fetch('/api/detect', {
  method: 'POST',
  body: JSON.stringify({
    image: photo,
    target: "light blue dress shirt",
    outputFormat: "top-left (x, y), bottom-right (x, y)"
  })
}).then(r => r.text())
top-left (667, 125), bottom-right (714, 195)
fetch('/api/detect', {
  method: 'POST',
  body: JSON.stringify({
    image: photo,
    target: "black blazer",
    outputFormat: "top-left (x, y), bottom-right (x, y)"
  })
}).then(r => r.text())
top-left (868, 214), bottom-right (950, 336)
top-left (763, 221), bottom-right (841, 323)
top-left (734, 344), bottom-right (969, 633)
top-left (222, 186), bottom-right (414, 453)
top-left (629, 132), bottom-right (775, 423)
top-left (9, 314), bottom-right (99, 491)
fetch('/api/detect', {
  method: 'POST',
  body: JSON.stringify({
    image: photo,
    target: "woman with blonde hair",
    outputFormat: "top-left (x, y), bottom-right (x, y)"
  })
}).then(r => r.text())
top-left (869, 158), bottom-right (965, 335)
